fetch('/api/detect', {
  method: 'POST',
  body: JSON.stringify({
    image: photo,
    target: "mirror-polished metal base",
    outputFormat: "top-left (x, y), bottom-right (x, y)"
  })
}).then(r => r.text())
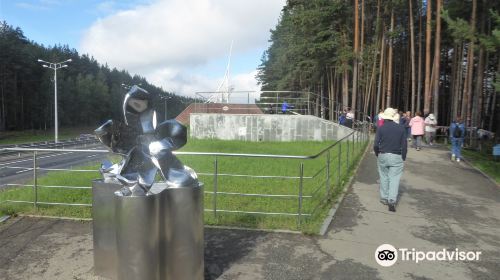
top-left (92, 180), bottom-right (204, 280)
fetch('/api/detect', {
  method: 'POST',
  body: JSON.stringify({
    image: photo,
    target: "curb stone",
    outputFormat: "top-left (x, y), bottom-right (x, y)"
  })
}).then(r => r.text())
top-left (319, 139), bottom-right (372, 235)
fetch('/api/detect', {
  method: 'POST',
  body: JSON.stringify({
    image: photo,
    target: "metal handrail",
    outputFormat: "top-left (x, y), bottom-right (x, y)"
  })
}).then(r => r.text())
top-left (0, 147), bottom-right (108, 153)
top-left (194, 90), bottom-right (370, 122)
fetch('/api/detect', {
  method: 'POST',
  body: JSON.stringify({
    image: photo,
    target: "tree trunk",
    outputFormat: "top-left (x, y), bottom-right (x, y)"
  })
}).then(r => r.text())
top-left (451, 42), bottom-right (459, 119)
top-left (473, 46), bottom-right (485, 128)
top-left (361, 0), bottom-right (365, 54)
top-left (320, 77), bottom-right (325, 119)
top-left (463, 0), bottom-right (477, 127)
top-left (376, 30), bottom-right (386, 112)
top-left (417, 0), bottom-right (423, 113)
top-left (432, 0), bottom-right (442, 119)
top-left (473, 2), bottom-right (486, 128)
top-left (405, 46), bottom-right (411, 110)
top-left (489, 58), bottom-right (499, 131)
top-left (359, 0), bottom-right (365, 114)
top-left (386, 9), bottom-right (394, 107)
top-left (329, 67), bottom-right (336, 120)
top-left (424, 0), bottom-right (432, 114)
top-left (409, 0), bottom-right (417, 115)
top-left (457, 43), bottom-right (465, 117)
top-left (352, 0), bottom-right (359, 110)
top-left (365, 44), bottom-right (378, 116)
top-left (343, 65), bottom-right (349, 107)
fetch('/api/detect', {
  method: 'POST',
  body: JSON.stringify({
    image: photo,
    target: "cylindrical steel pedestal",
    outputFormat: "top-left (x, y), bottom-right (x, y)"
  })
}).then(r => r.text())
top-left (160, 183), bottom-right (204, 280)
top-left (115, 193), bottom-right (160, 280)
top-left (93, 180), bottom-right (203, 280)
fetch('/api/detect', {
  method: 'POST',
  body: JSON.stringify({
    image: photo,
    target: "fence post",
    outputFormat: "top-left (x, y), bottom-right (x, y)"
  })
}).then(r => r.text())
top-left (353, 130), bottom-right (357, 155)
top-left (307, 92), bottom-right (310, 115)
top-left (367, 123), bottom-right (369, 141)
top-left (33, 151), bottom-right (38, 209)
top-left (337, 144), bottom-right (342, 188)
top-left (346, 136), bottom-right (350, 171)
top-left (275, 92), bottom-right (279, 114)
top-left (297, 162), bottom-right (304, 228)
top-left (356, 130), bottom-right (359, 155)
top-left (352, 133), bottom-right (356, 158)
top-left (326, 151), bottom-right (331, 197)
top-left (213, 156), bottom-right (218, 219)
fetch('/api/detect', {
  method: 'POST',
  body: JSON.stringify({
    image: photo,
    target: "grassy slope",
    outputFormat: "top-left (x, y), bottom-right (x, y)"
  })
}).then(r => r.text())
top-left (0, 139), bottom-right (367, 233)
top-left (462, 149), bottom-right (500, 184)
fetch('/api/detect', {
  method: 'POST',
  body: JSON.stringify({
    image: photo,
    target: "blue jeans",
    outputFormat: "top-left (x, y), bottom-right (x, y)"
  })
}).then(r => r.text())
top-left (377, 153), bottom-right (404, 203)
top-left (451, 138), bottom-right (463, 159)
top-left (412, 135), bottom-right (422, 148)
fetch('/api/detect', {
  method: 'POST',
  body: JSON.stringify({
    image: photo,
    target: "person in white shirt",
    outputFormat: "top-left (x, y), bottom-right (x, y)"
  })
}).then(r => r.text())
top-left (424, 113), bottom-right (437, 145)
top-left (345, 108), bottom-right (354, 128)
top-left (393, 108), bottom-right (400, 124)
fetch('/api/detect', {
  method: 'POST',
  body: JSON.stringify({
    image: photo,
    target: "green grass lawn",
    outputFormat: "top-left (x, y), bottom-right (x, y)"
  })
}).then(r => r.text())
top-left (0, 138), bottom-right (368, 233)
top-left (0, 127), bottom-right (96, 145)
top-left (462, 149), bottom-right (500, 184)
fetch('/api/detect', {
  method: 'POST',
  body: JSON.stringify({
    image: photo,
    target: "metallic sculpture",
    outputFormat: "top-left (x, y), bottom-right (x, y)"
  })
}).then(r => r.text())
top-left (92, 85), bottom-right (204, 280)
top-left (95, 85), bottom-right (197, 196)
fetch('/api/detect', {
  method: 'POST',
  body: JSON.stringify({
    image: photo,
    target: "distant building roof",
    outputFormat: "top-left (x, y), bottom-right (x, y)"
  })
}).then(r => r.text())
top-left (176, 103), bottom-right (264, 125)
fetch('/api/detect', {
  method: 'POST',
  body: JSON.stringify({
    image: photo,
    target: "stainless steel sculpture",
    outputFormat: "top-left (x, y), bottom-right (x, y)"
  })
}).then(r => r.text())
top-left (92, 85), bottom-right (204, 280)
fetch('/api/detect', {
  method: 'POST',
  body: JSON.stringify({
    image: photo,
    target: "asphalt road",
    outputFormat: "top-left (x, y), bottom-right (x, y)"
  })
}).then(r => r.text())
top-left (0, 144), bottom-right (110, 188)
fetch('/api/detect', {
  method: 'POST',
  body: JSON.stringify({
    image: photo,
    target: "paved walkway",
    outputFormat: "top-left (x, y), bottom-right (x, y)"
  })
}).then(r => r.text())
top-left (1, 147), bottom-right (499, 279)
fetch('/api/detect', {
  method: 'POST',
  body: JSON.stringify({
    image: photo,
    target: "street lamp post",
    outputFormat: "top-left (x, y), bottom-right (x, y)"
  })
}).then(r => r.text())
top-left (38, 58), bottom-right (71, 143)
top-left (160, 96), bottom-right (172, 121)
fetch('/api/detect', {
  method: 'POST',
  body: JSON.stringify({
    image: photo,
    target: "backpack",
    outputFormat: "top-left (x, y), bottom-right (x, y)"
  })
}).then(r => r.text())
top-left (452, 123), bottom-right (463, 138)
top-left (339, 115), bottom-right (346, 125)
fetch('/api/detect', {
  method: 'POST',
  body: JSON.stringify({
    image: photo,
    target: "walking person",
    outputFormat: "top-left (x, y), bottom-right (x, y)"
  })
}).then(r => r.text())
top-left (424, 113), bottom-right (437, 145)
top-left (409, 111), bottom-right (425, 151)
top-left (374, 108), bottom-right (407, 212)
top-left (450, 116), bottom-right (465, 162)
top-left (281, 101), bottom-right (289, 114)
top-left (339, 108), bottom-right (347, 126)
top-left (344, 108), bottom-right (354, 128)
top-left (394, 109), bottom-right (401, 124)
top-left (399, 112), bottom-right (409, 140)
top-left (405, 111), bottom-right (412, 140)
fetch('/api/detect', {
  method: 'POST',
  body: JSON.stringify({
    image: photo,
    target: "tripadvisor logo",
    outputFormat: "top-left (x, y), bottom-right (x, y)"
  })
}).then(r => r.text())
top-left (375, 244), bottom-right (482, 267)
top-left (375, 244), bottom-right (397, 267)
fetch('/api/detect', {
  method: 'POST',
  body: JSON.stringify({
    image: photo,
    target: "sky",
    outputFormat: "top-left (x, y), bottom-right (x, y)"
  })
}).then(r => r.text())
top-left (0, 0), bottom-right (286, 99)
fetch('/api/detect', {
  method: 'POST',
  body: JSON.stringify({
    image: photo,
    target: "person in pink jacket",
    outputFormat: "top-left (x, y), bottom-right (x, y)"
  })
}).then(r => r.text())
top-left (409, 111), bottom-right (425, 151)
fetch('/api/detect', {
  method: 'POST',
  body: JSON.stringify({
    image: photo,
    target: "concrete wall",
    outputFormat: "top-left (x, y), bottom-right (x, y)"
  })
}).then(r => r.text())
top-left (190, 113), bottom-right (353, 142)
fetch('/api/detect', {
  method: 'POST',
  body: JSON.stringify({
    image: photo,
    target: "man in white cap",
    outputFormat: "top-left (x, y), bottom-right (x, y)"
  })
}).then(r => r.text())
top-left (373, 108), bottom-right (407, 212)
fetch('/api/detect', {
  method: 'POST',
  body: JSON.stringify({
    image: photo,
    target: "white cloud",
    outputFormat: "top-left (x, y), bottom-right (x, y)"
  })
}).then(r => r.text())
top-left (80, 0), bottom-right (285, 97)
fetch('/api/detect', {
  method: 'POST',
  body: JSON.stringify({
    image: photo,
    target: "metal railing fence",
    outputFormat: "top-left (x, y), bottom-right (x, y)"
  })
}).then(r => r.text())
top-left (434, 126), bottom-right (496, 152)
top-left (0, 124), bottom-right (369, 228)
top-left (0, 136), bottom-right (98, 157)
top-left (194, 90), bottom-right (371, 124)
